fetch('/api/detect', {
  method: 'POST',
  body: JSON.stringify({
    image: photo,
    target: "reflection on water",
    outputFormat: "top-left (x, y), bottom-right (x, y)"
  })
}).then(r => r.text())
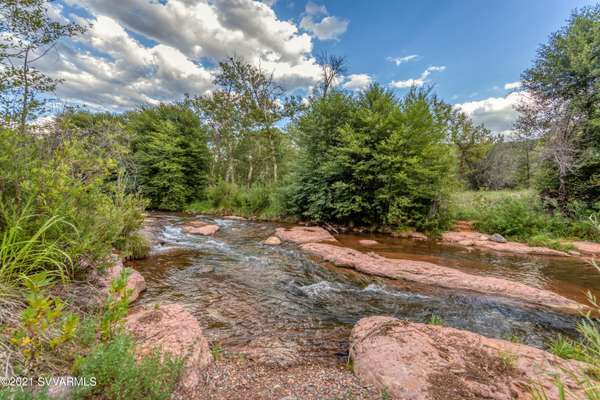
top-left (129, 213), bottom-right (593, 363)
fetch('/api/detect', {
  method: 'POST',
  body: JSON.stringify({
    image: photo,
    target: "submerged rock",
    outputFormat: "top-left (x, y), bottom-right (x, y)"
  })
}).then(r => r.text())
top-left (263, 236), bottom-right (282, 245)
top-left (350, 316), bottom-right (585, 400)
top-left (183, 220), bottom-right (220, 236)
top-left (99, 258), bottom-right (146, 303)
top-left (359, 239), bottom-right (379, 246)
top-left (300, 242), bottom-right (584, 314)
top-left (275, 226), bottom-right (336, 244)
top-left (125, 303), bottom-right (212, 389)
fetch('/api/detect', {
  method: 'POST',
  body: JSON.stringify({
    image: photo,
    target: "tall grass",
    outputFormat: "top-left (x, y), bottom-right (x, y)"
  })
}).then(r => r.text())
top-left (187, 181), bottom-right (288, 220)
top-left (0, 206), bottom-right (75, 289)
top-left (449, 190), bottom-right (600, 243)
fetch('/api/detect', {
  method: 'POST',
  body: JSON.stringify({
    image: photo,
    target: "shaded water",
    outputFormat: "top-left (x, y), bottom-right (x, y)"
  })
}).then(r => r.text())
top-left (130, 213), bottom-right (596, 364)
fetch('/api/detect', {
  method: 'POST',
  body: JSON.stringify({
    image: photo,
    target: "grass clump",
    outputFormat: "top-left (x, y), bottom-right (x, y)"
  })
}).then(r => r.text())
top-left (428, 314), bottom-right (444, 326)
top-left (187, 181), bottom-right (288, 220)
top-left (449, 190), bottom-right (600, 244)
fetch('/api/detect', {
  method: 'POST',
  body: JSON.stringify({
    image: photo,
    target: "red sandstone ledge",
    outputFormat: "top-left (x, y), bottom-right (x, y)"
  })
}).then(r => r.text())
top-left (350, 316), bottom-right (585, 400)
top-left (300, 242), bottom-right (586, 315)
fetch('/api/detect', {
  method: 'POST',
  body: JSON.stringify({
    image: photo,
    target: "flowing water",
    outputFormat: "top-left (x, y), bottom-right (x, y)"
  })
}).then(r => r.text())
top-left (129, 213), bottom-right (599, 365)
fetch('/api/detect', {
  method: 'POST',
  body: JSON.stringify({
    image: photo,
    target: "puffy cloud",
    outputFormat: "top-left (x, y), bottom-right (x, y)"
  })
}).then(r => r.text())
top-left (390, 65), bottom-right (446, 89)
top-left (387, 55), bottom-right (419, 66)
top-left (342, 74), bottom-right (373, 91)
top-left (455, 91), bottom-right (530, 135)
top-left (504, 81), bottom-right (522, 90)
top-left (299, 1), bottom-right (349, 41)
top-left (37, 0), bottom-right (329, 110)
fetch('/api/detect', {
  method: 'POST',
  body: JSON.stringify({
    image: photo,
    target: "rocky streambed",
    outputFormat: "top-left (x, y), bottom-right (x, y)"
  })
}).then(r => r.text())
top-left (122, 213), bottom-right (597, 399)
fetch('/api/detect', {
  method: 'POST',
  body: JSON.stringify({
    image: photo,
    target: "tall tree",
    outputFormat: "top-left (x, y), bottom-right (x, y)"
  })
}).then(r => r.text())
top-left (0, 0), bottom-right (85, 130)
top-left (127, 104), bottom-right (210, 210)
top-left (190, 57), bottom-right (294, 185)
top-left (315, 50), bottom-right (346, 98)
top-left (519, 5), bottom-right (600, 210)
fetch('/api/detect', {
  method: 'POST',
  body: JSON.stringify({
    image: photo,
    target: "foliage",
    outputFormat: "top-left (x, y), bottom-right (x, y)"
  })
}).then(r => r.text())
top-left (450, 190), bottom-right (600, 243)
top-left (127, 104), bottom-right (210, 210)
top-left (0, 126), bottom-right (146, 280)
top-left (428, 315), bottom-right (444, 326)
top-left (520, 5), bottom-right (600, 211)
top-left (99, 268), bottom-right (131, 341)
top-left (445, 106), bottom-right (498, 189)
top-left (549, 335), bottom-right (586, 361)
top-left (287, 85), bottom-right (456, 232)
top-left (72, 334), bottom-right (184, 400)
top-left (0, 209), bottom-right (73, 288)
top-left (8, 273), bottom-right (79, 374)
top-left (189, 56), bottom-right (299, 186)
top-left (187, 181), bottom-right (287, 220)
top-left (0, 0), bottom-right (85, 129)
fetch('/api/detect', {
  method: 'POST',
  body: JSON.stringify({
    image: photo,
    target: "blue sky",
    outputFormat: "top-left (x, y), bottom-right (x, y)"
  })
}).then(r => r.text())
top-left (41, 0), bottom-right (598, 134)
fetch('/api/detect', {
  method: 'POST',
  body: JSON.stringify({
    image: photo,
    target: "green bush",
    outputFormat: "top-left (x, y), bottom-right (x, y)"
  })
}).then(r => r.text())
top-left (72, 334), bottom-right (184, 400)
top-left (0, 128), bottom-right (146, 286)
top-left (450, 190), bottom-right (600, 242)
top-left (188, 181), bottom-right (286, 220)
top-left (127, 104), bottom-right (210, 211)
top-left (287, 86), bottom-right (456, 232)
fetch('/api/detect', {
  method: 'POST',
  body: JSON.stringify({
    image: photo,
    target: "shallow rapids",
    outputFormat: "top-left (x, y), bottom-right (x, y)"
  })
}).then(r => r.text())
top-left (129, 213), bottom-right (593, 364)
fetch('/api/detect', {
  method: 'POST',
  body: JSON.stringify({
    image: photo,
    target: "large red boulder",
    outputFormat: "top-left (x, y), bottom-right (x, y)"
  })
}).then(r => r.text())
top-left (350, 316), bottom-right (585, 400)
top-left (300, 242), bottom-right (584, 314)
top-left (99, 259), bottom-right (146, 303)
top-left (182, 220), bottom-right (220, 236)
top-left (125, 303), bottom-right (212, 389)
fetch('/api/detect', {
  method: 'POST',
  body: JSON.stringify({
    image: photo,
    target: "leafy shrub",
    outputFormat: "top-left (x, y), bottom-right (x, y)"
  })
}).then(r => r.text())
top-left (0, 126), bottom-right (146, 284)
top-left (287, 86), bottom-right (456, 232)
top-left (451, 190), bottom-right (600, 242)
top-left (127, 104), bottom-right (210, 211)
top-left (188, 181), bottom-right (286, 219)
top-left (73, 334), bottom-right (184, 400)
top-left (9, 273), bottom-right (79, 374)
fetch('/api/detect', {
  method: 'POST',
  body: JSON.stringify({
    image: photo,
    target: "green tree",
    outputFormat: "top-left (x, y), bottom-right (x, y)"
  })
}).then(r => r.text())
top-left (519, 5), bottom-right (600, 210)
top-left (127, 104), bottom-right (210, 210)
top-left (288, 85), bottom-right (456, 231)
top-left (444, 107), bottom-right (498, 189)
top-left (0, 0), bottom-right (85, 130)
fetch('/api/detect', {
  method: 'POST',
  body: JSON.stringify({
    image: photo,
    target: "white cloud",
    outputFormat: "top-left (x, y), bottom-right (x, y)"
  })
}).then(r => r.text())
top-left (342, 74), bottom-right (372, 91)
top-left (299, 2), bottom-right (349, 40)
top-left (387, 55), bottom-right (419, 66)
top-left (455, 91), bottom-right (530, 135)
top-left (390, 65), bottom-right (446, 89)
top-left (37, 0), bottom-right (332, 110)
top-left (504, 81), bottom-right (522, 90)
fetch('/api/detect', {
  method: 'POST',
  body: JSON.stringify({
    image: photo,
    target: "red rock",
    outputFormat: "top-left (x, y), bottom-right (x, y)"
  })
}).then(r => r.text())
top-left (99, 259), bottom-right (146, 302)
top-left (359, 239), bottom-right (379, 246)
top-left (224, 215), bottom-right (247, 220)
top-left (300, 242), bottom-right (584, 314)
top-left (457, 239), bottom-right (474, 246)
top-left (392, 231), bottom-right (428, 240)
top-left (183, 222), bottom-right (220, 236)
top-left (275, 226), bottom-right (336, 244)
top-left (350, 316), bottom-right (585, 400)
top-left (125, 303), bottom-right (212, 389)
top-left (263, 236), bottom-right (282, 245)
top-left (572, 240), bottom-right (600, 256)
top-left (442, 231), bottom-right (569, 257)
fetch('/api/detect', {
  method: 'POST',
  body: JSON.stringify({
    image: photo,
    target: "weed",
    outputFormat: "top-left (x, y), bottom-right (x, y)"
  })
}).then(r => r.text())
top-left (428, 315), bottom-right (444, 326)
